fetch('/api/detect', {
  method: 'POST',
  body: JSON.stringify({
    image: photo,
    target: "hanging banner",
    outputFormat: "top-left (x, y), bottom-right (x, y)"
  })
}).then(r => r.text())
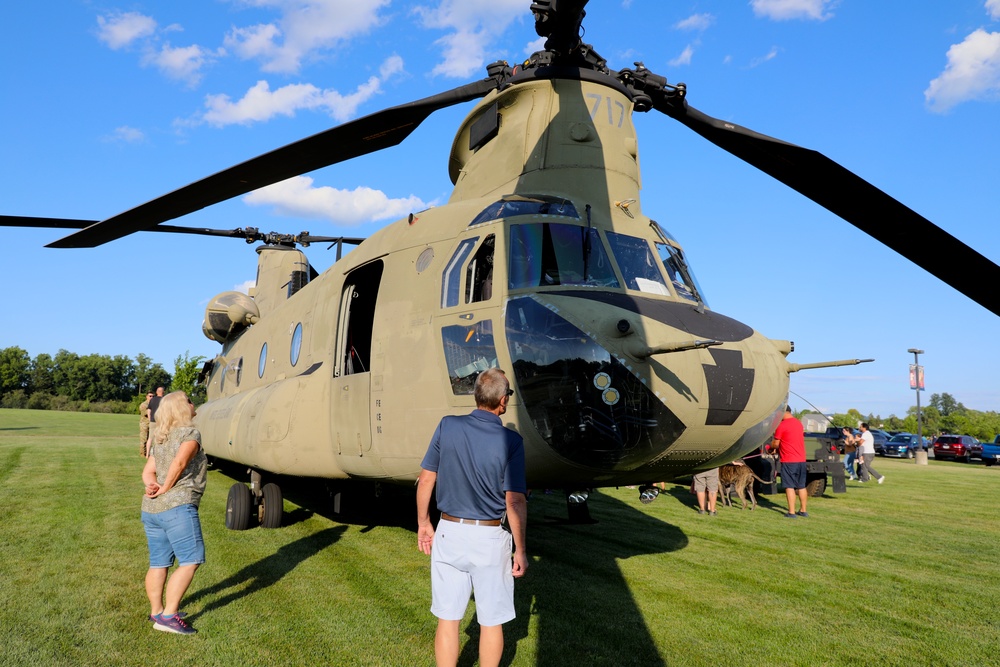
top-left (909, 364), bottom-right (925, 391)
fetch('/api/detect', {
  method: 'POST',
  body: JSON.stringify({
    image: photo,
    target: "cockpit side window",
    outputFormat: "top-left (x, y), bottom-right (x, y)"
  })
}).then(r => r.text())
top-left (465, 234), bottom-right (495, 304)
top-left (605, 231), bottom-right (669, 296)
top-left (441, 321), bottom-right (497, 394)
top-left (441, 238), bottom-right (479, 308)
top-left (508, 223), bottom-right (619, 289)
top-left (650, 221), bottom-right (708, 306)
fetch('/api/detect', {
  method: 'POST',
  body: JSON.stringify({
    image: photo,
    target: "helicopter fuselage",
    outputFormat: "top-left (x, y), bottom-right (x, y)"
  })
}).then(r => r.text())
top-left (195, 71), bottom-right (790, 488)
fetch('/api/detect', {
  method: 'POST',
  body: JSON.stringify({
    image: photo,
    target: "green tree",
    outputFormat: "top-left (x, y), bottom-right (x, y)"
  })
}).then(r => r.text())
top-left (0, 346), bottom-right (31, 398)
top-left (172, 351), bottom-right (207, 404)
top-left (929, 392), bottom-right (960, 416)
top-left (135, 353), bottom-right (171, 396)
top-left (29, 352), bottom-right (55, 395)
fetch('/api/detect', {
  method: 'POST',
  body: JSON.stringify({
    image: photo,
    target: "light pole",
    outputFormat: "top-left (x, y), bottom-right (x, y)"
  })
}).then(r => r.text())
top-left (908, 348), bottom-right (927, 465)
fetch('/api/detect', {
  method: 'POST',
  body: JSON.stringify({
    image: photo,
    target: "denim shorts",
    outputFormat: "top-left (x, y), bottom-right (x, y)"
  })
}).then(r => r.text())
top-left (141, 504), bottom-right (205, 568)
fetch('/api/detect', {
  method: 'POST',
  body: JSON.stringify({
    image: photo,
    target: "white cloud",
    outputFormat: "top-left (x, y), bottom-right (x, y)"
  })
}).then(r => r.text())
top-left (96, 12), bottom-right (157, 49)
top-left (749, 46), bottom-right (781, 68)
top-left (669, 45), bottom-right (695, 67)
top-left (750, 0), bottom-right (834, 21)
top-left (102, 126), bottom-right (146, 143)
top-left (988, 0), bottom-right (1000, 21)
top-left (243, 176), bottom-right (428, 225)
top-left (414, 0), bottom-right (526, 78)
top-left (143, 43), bottom-right (220, 87)
top-left (525, 36), bottom-right (546, 56)
top-left (224, 0), bottom-right (390, 73)
top-left (675, 13), bottom-right (715, 31)
top-left (193, 55), bottom-right (403, 126)
top-left (233, 279), bottom-right (256, 294)
top-left (925, 29), bottom-right (1000, 112)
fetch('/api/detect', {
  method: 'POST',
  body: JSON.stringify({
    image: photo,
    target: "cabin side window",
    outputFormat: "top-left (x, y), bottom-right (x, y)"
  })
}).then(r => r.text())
top-left (290, 322), bottom-right (303, 366)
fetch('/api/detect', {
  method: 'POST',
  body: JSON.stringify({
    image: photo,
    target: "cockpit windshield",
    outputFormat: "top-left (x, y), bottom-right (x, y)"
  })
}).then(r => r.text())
top-left (605, 231), bottom-right (669, 296)
top-left (508, 222), bottom-right (619, 289)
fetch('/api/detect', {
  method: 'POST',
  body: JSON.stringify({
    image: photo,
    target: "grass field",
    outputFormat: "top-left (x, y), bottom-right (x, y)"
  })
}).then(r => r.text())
top-left (1, 408), bottom-right (998, 666)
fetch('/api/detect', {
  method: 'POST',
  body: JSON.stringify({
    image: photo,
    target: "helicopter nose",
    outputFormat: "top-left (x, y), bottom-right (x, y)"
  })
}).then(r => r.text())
top-left (505, 296), bottom-right (685, 470)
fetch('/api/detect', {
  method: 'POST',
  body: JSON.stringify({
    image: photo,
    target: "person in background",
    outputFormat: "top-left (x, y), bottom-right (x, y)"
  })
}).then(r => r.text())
top-left (141, 391), bottom-right (207, 635)
top-left (692, 467), bottom-right (720, 515)
top-left (139, 391), bottom-right (153, 457)
top-left (416, 368), bottom-right (528, 667)
top-left (842, 427), bottom-right (859, 481)
top-left (856, 423), bottom-right (885, 484)
top-left (144, 386), bottom-right (166, 455)
top-left (772, 406), bottom-right (809, 518)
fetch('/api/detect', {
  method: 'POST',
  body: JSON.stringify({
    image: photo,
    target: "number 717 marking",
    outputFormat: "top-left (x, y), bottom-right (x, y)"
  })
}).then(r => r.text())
top-left (586, 93), bottom-right (626, 128)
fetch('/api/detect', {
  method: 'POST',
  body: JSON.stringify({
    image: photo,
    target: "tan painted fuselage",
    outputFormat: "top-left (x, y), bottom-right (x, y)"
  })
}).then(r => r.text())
top-left (195, 75), bottom-right (791, 488)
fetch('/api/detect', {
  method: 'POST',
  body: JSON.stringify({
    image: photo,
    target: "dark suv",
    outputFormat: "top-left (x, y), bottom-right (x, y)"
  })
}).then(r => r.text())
top-left (933, 435), bottom-right (982, 462)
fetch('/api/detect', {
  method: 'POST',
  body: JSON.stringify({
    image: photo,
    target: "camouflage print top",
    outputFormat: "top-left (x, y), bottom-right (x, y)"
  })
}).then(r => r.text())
top-left (139, 400), bottom-right (150, 426)
top-left (141, 425), bottom-right (207, 513)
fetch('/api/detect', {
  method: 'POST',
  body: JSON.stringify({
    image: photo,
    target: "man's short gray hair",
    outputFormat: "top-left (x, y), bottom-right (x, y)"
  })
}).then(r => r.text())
top-left (474, 368), bottom-right (509, 410)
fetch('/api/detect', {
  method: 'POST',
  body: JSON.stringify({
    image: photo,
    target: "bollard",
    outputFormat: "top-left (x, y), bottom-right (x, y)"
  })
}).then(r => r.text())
top-left (915, 449), bottom-right (929, 465)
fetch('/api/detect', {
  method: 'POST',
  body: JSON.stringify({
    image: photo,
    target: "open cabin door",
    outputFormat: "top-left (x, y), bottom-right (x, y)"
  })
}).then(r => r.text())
top-left (332, 260), bottom-right (383, 457)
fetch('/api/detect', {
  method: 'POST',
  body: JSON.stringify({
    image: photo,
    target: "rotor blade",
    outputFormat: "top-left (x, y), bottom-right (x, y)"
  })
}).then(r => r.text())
top-left (1, 215), bottom-right (364, 247)
top-left (47, 77), bottom-right (500, 249)
top-left (0, 215), bottom-right (98, 229)
top-left (657, 99), bottom-right (1000, 317)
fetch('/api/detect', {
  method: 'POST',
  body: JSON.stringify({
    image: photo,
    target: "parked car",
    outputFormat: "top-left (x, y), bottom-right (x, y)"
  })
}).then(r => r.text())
top-left (932, 434), bottom-right (982, 462)
top-left (883, 433), bottom-right (921, 459)
top-left (982, 436), bottom-right (1000, 467)
top-left (870, 429), bottom-right (890, 455)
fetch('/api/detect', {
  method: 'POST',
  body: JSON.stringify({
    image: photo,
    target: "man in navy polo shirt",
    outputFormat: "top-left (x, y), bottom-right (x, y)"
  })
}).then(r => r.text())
top-left (416, 367), bottom-right (528, 667)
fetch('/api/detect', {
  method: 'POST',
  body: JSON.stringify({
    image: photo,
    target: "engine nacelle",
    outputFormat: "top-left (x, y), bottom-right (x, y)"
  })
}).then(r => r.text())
top-left (202, 291), bottom-right (260, 343)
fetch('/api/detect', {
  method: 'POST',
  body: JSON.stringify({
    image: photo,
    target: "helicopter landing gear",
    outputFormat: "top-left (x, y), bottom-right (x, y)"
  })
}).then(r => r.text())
top-left (258, 482), bottom-right (283, 529)
top-left (224, 470), bottom-right (283, 530)
top-left (225, 482), bottom-right (253, 530)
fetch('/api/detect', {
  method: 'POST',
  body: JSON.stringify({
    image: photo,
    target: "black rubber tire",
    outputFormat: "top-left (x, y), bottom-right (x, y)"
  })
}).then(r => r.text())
top-left (963, 452), bottom-right (972, 463)
top-left (259, 483), bottom-right (283, 529)
top-left (225, 483), bottom-right (253, 530)
top-left (906, 449), bottom-right (913, 459)
top-left (806, 476), bottom-right (827, 497)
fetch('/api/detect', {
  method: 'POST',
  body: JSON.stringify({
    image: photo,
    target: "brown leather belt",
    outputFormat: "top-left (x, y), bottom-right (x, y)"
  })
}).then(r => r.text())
top-left (441, 512), bottom-right (501, 526)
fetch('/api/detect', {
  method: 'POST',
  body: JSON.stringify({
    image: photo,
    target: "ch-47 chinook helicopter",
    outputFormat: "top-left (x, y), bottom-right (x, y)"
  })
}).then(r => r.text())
top-left (5, 1), bottom-right (999, 527)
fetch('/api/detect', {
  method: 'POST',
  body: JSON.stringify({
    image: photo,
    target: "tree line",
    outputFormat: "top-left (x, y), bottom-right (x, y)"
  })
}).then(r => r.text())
top-left (3, 345), bottom-right (997, 440)
top-left (804, 392), bottom-right (1000, 442)
top-left (0, 346), bottom-right (206, 415)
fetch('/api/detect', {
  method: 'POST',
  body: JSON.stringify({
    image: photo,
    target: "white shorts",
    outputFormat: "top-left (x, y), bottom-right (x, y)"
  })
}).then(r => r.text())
top-left (430, 520), bottom-right (514, 626)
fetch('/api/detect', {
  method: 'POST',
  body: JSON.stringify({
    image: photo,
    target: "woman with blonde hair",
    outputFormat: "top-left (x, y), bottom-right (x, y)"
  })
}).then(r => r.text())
top-left (140, 391), bottom-right (207, 635)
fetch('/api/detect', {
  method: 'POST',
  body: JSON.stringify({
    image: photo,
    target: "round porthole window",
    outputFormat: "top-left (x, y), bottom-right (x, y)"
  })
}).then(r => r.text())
top-left (258, 343), bottom-right (268, 378)
top-left (290, 322), bottom-right (303, 366)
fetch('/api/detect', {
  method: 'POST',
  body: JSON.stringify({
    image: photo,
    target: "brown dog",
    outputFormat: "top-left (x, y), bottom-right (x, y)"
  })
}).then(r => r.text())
top-left (716, 463), bottom-right (772, 510)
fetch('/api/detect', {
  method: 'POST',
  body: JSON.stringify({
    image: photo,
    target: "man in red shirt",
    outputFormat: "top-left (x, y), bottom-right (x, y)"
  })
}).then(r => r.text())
top-left (771, 406), bottom-right (808, 518)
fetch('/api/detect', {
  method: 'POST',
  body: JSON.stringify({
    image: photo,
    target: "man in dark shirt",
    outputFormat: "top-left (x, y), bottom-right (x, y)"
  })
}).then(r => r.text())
top-left (145, 387), bottom-right (166, 453)
top-left (416, 368), bottom-right (527, 667)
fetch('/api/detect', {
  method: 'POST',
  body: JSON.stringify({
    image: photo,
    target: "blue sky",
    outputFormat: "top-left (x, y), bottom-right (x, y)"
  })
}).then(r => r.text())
top-left (2, 0), bottom-right (998, 419)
